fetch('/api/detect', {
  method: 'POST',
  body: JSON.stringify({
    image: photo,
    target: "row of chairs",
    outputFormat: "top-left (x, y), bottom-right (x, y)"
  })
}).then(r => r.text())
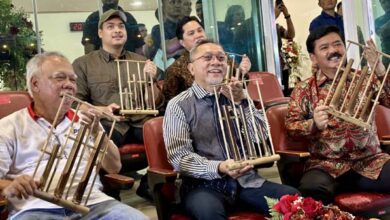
top-left (1, 72), bottom-right (389, 219)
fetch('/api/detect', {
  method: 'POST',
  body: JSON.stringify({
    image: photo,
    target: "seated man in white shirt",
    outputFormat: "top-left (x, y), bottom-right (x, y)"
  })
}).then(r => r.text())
top-left (0, 52), bottom-right (147, 220)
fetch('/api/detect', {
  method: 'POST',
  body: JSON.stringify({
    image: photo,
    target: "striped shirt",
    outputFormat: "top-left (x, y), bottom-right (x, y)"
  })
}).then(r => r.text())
top-left (164, 83), bottom-right (268, 188)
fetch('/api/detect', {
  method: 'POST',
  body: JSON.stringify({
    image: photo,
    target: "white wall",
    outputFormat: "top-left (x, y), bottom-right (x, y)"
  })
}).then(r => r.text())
top-left (32, 10), bottom-right (157, 62)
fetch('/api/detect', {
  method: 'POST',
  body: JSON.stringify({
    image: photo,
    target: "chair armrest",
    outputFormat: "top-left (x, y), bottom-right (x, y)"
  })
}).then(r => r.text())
top-left (381, 135), bottom-right (390, 140)
top-left (103, 173), bottom-right (134, 190)
top-left (276, 150), bottom-right (310, 162)
top-left (147, 168), bottom-right (178, 188)
top-left (276, 150), bottom-right (310, 157)
top-left (380, 140), bottom-right (390, 145)
top-left (148, 168), bottom-right (177, 177)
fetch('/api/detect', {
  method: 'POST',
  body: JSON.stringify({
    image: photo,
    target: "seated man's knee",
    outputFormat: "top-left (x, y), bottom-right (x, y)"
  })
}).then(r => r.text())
top-left (184, 189), bottom-right (226, 220)
top-left (299, 169), bottom-right (335, 204)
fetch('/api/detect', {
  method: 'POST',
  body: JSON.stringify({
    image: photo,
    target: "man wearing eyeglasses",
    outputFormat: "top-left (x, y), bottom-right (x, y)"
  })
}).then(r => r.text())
top-left (163, 40), bottom-right (299, 219)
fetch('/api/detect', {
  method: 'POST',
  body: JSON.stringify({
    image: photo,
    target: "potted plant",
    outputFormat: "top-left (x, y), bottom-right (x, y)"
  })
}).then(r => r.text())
top-left (0, 0), bottom-right (40, 90)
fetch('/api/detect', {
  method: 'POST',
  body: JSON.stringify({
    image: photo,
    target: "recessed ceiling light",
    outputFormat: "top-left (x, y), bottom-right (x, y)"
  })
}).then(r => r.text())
top-left (131, 1), bottom-right (142, 7)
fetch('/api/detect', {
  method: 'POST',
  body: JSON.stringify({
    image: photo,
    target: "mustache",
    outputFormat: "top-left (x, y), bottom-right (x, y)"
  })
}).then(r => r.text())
top-left (327, 52), bottom-right (342, 60)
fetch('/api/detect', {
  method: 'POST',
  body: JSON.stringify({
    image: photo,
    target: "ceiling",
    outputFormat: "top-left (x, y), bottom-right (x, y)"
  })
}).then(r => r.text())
top-left (12, 0), bottom-right (158, 13)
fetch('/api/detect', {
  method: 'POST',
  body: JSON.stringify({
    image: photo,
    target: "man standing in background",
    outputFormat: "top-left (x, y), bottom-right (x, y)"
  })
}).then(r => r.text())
top-left (309, 0), bottom-right (344, 35)
top-left (82, 0), bottom-right (144, 55)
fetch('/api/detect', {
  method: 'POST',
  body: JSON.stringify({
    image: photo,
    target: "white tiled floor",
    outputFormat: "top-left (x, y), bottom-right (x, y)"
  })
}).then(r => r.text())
top-left (120, 165), bottom-right (281, 219)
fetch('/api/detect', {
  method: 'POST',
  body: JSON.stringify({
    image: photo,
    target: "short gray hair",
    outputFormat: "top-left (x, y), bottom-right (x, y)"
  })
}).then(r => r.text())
top-left (26, 51), bottom-right (69, 96)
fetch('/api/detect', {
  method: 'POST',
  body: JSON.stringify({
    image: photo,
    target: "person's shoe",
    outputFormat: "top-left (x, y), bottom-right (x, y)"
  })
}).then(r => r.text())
top-left (136, 174), bottom-right (154, 202)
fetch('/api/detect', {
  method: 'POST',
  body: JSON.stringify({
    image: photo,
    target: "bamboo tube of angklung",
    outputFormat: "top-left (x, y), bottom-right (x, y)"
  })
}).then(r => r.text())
top-left (222, 105), bottom-right (240, 161)
top-left (65, 126), bottom-right (93, 200)
top-left (254, 80), bottom-right (273, 156)
top-left (73, 131), bottom-right (105, 204)
top-left (137, 63), bottom-right (145, 110)
top-left (126, 62), bottom-right (133, 110)
top-left (345, 66), bottom-right (369, 115)
top-left (40, 144), bottom-right (60, 190)
top-left (228, 88), bottom-right (247, 161)
top-left (239, 106), bottom-right (257, 159)
top-left (330, 59), bottom-right (354, 109)
top-left (213, 87), bottom-right (231, 160)
top-left (354, 69), bottom-right (377, 119)
top-left (34, 190), bottom-right (89, 215)
top-left (359, 90), bottom-right (374, 120)
top-left (54, 125), bottom-right (87, 198)
top-left (32, 97), bottom-right (67, 180)
top-left (117, 61), bottom-right (124, 111)
top-left (132, 74), bottom-right (139, 109)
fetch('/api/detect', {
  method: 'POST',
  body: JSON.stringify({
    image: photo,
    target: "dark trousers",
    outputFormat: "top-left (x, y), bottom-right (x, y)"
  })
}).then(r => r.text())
top-left (102, 124), bottom-right (143, 146)
top-left (181, 178), bottom-right (299, 220)
top-left (299, 161), bottom-right (390, 204)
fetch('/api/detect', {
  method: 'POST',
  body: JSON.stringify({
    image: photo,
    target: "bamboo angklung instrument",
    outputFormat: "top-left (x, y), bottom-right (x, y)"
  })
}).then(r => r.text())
top-left (116, 59), bottom-right (158, 115)
top-left (32, 94), bottom-right (117, 215)
top-left (212, 78), bottom-right (280, 171)
top-left (323, 40), bottom-right (390, 129)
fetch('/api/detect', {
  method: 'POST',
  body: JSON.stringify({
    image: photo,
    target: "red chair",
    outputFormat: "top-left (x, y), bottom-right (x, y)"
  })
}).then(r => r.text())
top-left (0, 91), bottom-right (32, 220)
top-left (118, 80), bottom-right (166, 173)
top-left (247, 72), bottom-right (290, 109)
top-left (0, 91), bottom-right (133, 217)
top-left (266, 103), bottom-right (390, 218)
top-left (143, 117), bottom-right (266, 220)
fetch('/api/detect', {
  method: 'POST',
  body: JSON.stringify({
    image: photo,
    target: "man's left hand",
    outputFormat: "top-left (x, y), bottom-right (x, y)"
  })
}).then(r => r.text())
top-left (239, 55), bottom-right (251, 75)
top-left (221, 76), bottom-right (246, 104)
top-left (364, 39), bottom-right (386, 78)
top-left (79, 108), bottom-right (101, 135)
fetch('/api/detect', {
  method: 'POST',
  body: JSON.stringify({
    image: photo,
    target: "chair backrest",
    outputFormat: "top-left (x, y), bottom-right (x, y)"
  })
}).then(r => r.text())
top-left (266, 103), bottom-right (308, 152)
top-left (375, 105), bottom-right (390, 138)
top-left (143, 116), bottom-right (173, 171)
top-left (0, 91), bottom-right (32, 119)
top-left (247, 72), bottom-right (284, 103)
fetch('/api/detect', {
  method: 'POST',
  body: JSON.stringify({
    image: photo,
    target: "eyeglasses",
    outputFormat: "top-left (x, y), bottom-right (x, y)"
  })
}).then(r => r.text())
top-left (191, 53), bottom-right (227, 63)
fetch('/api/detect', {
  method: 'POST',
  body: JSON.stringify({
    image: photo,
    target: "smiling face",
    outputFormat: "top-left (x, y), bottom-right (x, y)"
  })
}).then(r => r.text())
top-left (188, 43), bottom-right (228, 91)
top-left (31, 56), bottom-right (77, 117)
top-left (310, 32), bottom-right (345, 77)
top-left (99, 17), bottom-right (127, 49)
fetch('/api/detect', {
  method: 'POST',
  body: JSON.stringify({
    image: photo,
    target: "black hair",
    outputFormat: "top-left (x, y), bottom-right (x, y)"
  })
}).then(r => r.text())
top-left (306, 26), bottom-right (344, 54)
top-left (189, 39), bottom-right (221, 61)
top-left (196, 0), bottom-right (202, 4)
top-left (337, 1), bottom-right (342, 10)
top-left (176, 16), bottom-right (203, 40)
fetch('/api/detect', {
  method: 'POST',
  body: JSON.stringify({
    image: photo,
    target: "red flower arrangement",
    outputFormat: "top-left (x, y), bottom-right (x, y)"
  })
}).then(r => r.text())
top-left (266, 194), bottom-right (364, 220)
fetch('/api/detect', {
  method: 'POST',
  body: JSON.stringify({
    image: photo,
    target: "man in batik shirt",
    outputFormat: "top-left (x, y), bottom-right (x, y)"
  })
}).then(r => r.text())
top-left (285, 26), bottom-right (390, 204)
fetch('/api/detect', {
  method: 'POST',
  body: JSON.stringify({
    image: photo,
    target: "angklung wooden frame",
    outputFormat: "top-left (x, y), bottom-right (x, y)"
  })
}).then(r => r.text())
top-left (31, 94), bottom-right (116, 214)
top-left (212, 78), bottom-right (280, 171)
top-left (324, 40), bottom-right (390, 129)
top-left (116, 59), bottom-right (158, 116)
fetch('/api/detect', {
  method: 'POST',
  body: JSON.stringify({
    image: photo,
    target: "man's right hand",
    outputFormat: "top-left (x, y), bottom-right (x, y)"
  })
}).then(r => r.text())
top-left (218, 159), bottom-right (253, 179)
top-left (313, 102), bottom-right (329, 131)
top-left (2, 175), bottom-right (39, 200)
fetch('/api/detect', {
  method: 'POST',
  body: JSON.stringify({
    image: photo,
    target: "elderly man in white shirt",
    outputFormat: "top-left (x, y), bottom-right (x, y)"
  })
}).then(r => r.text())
top-left (0, 52), bottom-right (147, 220)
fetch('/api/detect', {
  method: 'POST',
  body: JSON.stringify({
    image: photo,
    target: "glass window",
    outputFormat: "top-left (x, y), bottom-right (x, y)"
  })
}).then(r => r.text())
top-left (202, 0), bottom-right (266, 72)
top-left (372, 0), bottom-right (390, 66)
